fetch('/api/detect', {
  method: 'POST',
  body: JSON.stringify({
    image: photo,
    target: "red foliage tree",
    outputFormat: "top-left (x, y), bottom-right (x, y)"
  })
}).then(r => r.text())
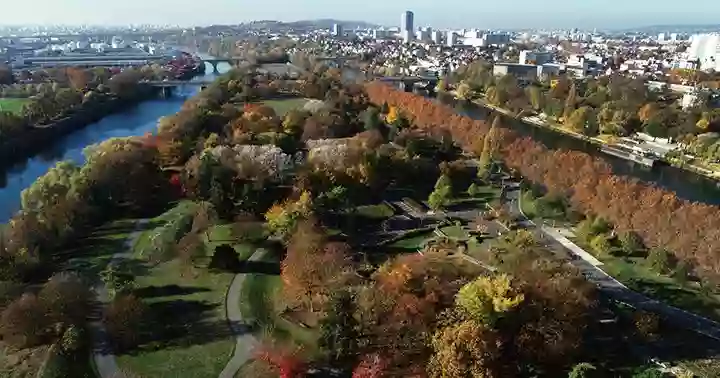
top-left (254, 343), bottom-right (307, 378)
top-left (364, 81), bottom-right (720, 282)
top-left (352, 354), bottom-right (388, 378)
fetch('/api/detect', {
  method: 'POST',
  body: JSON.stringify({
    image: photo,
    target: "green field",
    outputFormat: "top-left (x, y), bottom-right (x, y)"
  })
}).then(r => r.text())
top-left (116, 259), bottom-right (234, 378)
top-left (117, 202), bottom-right (246, 378)
top-left (261, 98), bottom-right (308, 116)
top-left (600, 254), bottom-right (720, 322)
top-left (0, 98), bottom-right (29, 115)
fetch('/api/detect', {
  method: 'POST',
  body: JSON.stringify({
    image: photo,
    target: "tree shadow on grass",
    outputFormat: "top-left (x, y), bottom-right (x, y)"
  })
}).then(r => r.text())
top-left (631, 280), bottom-right (720, 321)
top-left (125, 299), bottom-right (234, 354)
top-left (237, 261), bottom-right (281, 275)
top-left (89, 219), bottom-right (164, 238)
top-left (134, 285), bottom-right (211, 299)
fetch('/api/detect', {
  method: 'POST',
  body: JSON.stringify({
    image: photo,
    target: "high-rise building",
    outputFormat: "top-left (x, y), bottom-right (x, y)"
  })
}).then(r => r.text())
top-left (431, 30), bottom-right (442, 44)
top-left (401, 11), bottom-right (414, 33)
top-left (446, 32), bottom-right (458, 47)
top-left (688, 33), bottom-right (720, 71)
top-left (332, 23), bottom-right (343, 38)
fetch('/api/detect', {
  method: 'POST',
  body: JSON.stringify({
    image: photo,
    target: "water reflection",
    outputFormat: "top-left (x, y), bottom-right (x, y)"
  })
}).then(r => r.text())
top-left (0, 67), bottom-right (229, 222)
top-left (436, 95), bottom-right (720, 206)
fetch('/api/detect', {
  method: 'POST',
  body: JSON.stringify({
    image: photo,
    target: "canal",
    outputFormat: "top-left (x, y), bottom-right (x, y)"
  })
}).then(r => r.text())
top-left (436, 94), bottom-right (720, 206)
top-left (0, 61), bottom-right (232, 222)
top-left (351, 68), bottom-right (720, 206)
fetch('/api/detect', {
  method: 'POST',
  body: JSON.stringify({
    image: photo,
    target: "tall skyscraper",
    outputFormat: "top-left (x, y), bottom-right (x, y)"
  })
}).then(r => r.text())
top-left (401, 11), bottom-right (414, 33)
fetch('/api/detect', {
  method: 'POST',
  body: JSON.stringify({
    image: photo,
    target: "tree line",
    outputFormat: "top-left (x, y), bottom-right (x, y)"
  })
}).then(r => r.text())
top-left (452, 61), bottom-right (720, 145)
top-left (366, 81), bottom-right (720, 283)
top-left (0, 65), bottom-right (165, 143)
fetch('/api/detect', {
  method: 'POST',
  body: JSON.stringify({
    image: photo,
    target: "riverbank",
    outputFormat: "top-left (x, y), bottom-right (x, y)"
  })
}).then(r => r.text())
top-left (450, 91), bottom-right (720, 182)
top-left (0, 87), bottom-right (158, 168)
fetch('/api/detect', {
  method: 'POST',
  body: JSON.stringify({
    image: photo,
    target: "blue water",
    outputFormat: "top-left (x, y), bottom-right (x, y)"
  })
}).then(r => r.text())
top-left (0, 62), bottom-right (231, 222)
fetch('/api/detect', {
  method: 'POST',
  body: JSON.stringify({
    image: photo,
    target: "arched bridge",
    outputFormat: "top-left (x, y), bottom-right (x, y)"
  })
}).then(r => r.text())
top-left (201, 57), bottom-right (244, 73)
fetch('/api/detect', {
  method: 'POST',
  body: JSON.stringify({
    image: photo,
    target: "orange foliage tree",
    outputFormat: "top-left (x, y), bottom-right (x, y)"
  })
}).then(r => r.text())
top-left (364, 81), bottom-right (720, 281)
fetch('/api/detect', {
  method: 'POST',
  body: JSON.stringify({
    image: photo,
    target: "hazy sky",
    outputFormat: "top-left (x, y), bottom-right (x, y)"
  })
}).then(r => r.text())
top-left (2, 0), bottom-right (720, 29)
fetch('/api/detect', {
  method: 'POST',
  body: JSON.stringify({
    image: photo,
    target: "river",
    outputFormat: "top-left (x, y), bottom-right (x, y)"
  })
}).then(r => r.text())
top-left (437, 95), bottom-right (720, 206)
top-left (0, 61), bottom-right (232, 222)
top-left (1, 63), bottom-right (717, 223)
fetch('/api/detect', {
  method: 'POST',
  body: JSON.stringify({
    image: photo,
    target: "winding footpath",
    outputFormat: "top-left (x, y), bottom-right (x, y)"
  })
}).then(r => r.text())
top-left (218, 249), bottom-right (266, 378)
top-left (90, 219), bottom-right (148, 378)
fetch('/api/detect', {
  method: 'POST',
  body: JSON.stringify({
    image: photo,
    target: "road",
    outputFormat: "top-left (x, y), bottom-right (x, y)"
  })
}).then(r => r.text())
top-left (503, 185), bottom-right (720, 341)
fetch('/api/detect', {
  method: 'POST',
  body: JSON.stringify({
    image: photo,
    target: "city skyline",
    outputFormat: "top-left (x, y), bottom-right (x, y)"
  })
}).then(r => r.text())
top-left (2, 0), bottom-right (720, 29)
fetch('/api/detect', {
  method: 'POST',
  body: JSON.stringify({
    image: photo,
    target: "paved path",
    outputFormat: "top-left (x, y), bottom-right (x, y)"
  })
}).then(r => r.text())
top-left (505, 186), bottom-right (720, 341)
top-left (90, 219), bottom-right (148, 378)
top-left (218, 249), bottom-right (266, 378)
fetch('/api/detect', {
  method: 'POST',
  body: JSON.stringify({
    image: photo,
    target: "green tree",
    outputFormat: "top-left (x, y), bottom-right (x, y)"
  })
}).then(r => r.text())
top-left (428, 185), bottom-right (451, 211)
top-left (282, 109), bottom-right (309, 135)
top-left (632, 367), bottom-right (665, 378)
top-left (647, 248), bottom-right (674, 274)
top-left (618, 231), bottom-right (644, 256)
top-left (569, 363), bottom-right (598, 378)
top-left (361, 106), bottom-right (382, 131)
top-left (478, 117), bottom-right (502, 178)
top-left (466, 183), bottom-right (480, 197)
top-left (566, 106), bottom-right (591, 132)
top-left (319, 290), bottom-right (359, 364)
top-left (590, 234), bottom-right (612, 256)
top-left (527, 85), bottom-right (544, 111)
top-left (455, 274), bottom-right (524, 326)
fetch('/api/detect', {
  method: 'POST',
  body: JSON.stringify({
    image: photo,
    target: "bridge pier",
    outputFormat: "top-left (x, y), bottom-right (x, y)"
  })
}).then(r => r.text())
top-left (401, 81), bottom-right (413, 92)
top-left (159, 86), bottom-right (173, 99)
top-left (210, 61), bottom-right (220, 74)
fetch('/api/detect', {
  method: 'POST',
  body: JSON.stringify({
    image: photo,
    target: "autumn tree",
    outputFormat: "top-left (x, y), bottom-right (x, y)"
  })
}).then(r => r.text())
top-left (563, 82), bottom-right (577, 121)
top-left (319, 290), bottom-right (360, 365)
top-left (281, 220), bottom-right (352, 311)
top-left (455, 274), bottom-right (524, 327)
top-left (103, 294), bottom-right (146, 351)
top-left (428, 320), bottom-right (502, 378)
top-left (265, 191), bottom-right (314, 240)
top-left (477, 117), bottom-right (502, 178)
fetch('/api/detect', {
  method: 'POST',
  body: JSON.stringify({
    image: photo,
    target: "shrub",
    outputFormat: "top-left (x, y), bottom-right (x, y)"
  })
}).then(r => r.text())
top-left (0, 293), bottom-right (48, 347)
top-left (60, 324), bottom-right (85, 353)
top-left (103, 294), bottom-right (146, 351)
top-left (38, 273), bottom-right (92, 327)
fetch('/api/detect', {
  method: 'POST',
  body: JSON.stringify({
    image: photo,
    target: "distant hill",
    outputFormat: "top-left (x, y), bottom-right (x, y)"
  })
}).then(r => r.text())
top-left (615, 24), bottom-right (720, 33)
top-left (286, 19), bottom-right (381, 30)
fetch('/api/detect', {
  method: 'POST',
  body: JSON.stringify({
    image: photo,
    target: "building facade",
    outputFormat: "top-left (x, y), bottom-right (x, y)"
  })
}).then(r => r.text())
top-left (401, 11), bottom-right (414, 34)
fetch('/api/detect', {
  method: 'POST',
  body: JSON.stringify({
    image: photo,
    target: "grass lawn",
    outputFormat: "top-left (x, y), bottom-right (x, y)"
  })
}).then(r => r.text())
top-left (0, 98), bottom-right (29, 115)
top-left (116, 203), bottom-right (245, 378)
top-left (439, 225), bottom-right (468, 240)
top-left (386, 231), bottom-right (435, 251)
top-left (239, 249), bottom-right (318, 351)
top-left (571, 237), bottom-right (720, 323)
top-left (261, 98), bottom-right (308, 116)
top-left (599, 254), bottom-right (720, 322)
top-left (354, 203), bottom-right (395, 219)
top-left (116, 260), bottom-right (234, 378)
